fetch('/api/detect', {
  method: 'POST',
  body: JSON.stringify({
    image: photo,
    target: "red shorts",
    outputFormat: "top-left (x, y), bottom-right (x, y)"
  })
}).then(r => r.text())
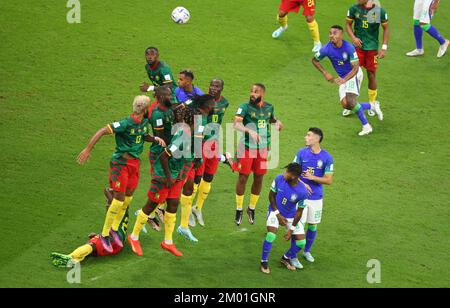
top-left (109, 159), bottom-right (140, 193)
top-left (89, 235), bottom-right (123, 257)
top-left (280, 0), bottom-right (316, 16)
top-left (232, 148), bottom-right (269, 176)
top-left (196, 140), bottom-right (220, 176)
top-left (147, 179), bottom-right (184, 204)
top-left (356, 48), bottom-right (378, 72)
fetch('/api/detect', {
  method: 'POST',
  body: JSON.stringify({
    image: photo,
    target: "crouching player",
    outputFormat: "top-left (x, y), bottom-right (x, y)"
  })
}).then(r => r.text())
top-left (260, 163), bottom-right (310, 274)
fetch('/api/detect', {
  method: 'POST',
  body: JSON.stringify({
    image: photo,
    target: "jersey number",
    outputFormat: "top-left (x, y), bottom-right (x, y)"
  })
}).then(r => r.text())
top-left (307, 0), bottom-right (314, 7)
top-left (362, 20), bottom-right (369, 29)
top-left (212, 114), bottom-right (219, 123)
top-left (282, 198), bottom-right (287, 205)
top-left (135, 135), bottom-right (142, 144)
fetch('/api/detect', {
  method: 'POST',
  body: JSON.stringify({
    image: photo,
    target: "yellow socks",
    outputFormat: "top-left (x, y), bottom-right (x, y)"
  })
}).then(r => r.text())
top-left (307, 20), bottom-right (321, 44)
top-left (101, 199), bottom-right (123, 237)
top-left (277, 14), bottom-right (288, 28)
top-left (131, 209), bottom-right (149, 240)
top-left (368, 89), bottom-right (378, 103)
top-left (193, 183), bottom-right (199, 196)
top-left (236, 194), bottom-right (244, 210)
top-left (69, 244), bottom-right (93, 263)
top-left (180, 194), bottom-right (193, 229)
top-left (249, 194), bottom-right (260, 210)
top-left (164, 212), bottom-right (177, 244)
top-left (112, 196), bottom-right (132, 231)
top-left (195, 180), bottom-right (212, 211)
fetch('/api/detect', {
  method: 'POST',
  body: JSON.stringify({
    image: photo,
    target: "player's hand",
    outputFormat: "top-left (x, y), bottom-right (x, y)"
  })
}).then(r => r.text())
top-left (303, 183), bottom-right (313, 196)
top-left (249, 130), bottom-right (261, 143)
top-left (324, 72), bottom-right (334, 82)
top-left (284, 230), bottom-right (293, 241)
top-left (275, 120), bottom-right (284, 131)
top-left (353, 37), bottom-right (363, 48)
top-left (140, 82), bottom-right (150, 92)
top-left (334, 77), bottom-right (346, 86)
top-left (277, 214), bottom-right (288, 226)
top-left (431, 0), bottom-right (439, 15)
top-left (77, 148), bottom-right (91, 165)
top-left (302, 171), bottom-right (315, 181)
top-left (154, 137), bottom-right (166, 147)
top-left (378, 49), bottom-right (386, 59)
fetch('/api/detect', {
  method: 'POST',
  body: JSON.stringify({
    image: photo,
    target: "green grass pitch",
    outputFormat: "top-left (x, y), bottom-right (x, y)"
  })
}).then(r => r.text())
top-left (0, 0), bottom-right (449, 288)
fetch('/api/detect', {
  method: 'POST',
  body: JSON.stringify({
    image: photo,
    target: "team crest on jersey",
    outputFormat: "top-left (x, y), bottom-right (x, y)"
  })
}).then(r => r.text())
top-left (290, 194), bottom-right (298, 202)
top-left (317, 160), bottom-right (323, 169)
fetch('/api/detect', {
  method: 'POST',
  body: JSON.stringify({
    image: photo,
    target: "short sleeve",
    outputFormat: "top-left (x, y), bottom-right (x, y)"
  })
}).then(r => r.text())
top-left (160, 66), bottom-right (174, 84)
top-left (296, 199), bottom-right (306, 209)
top-left (347, 6), bottom-right (356, 20)
top-left (236, 104), bottom-right (248, 118)
top-left (271, 175), bottom-right (282, 193)
top-left (348, 44), bottom-right (359, 62)
top-left (109, 119), bottom-right (128, 134)
top-left (380, 8), bottom-right (388, 23)
top-left (151, 111), bottom-right (165, 131)
top-left (293, 149), bottom-right (301, 164)
top-left (325, 155), bottom-right (334, 174)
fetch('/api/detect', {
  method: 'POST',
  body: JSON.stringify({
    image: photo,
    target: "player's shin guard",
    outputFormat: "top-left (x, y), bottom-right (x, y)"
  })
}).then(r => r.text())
top-left (69, 244), bottom-right (93, 263)
top-left (236, 194), bottom-right (244, 210)
top-left (304, 225), bottom-right (318, 253)
top-left (195, 180), bottom-right (212, 211)
top-left (112, 196), bottom-right (132, 231)
top-left (307, 20), bottom-right (321, 44)
top-left (368, 89), bottom-right (378, 104)
top-left (421, 24), bottom-right (446, 45)
top-left (249, 194), bottom-right (260, 210)
top-left (164, 212), bottom-right (177, 244)
top-left (101, 199), bottom-right (123, 237)
top-left (354, 103), bottom-right (370, 126)
top-left (277, 14), bottom-right (288, 28)
top-left (262, 232), bottom-right (276, 262)
top-left (414, 20), bottom-right (424, 50)
top-left (180, 194), bottom-right (193, 229)
top-left (131, 209), bottom-right (149, 240)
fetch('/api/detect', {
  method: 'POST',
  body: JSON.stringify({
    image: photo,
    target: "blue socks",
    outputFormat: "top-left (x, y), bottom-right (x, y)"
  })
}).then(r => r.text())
top-left (414, 24), bottom-right (423, 49)
top-left (261, 240), bottom-right (272, 262)
top-left (354, 103), bottom-right (371, 126)
top-left (426, 25), bottom-right (446, 45)
top-left (285, 237), bottom-right (302, 259)
top-left (305, 229), bottom-right (317, 253)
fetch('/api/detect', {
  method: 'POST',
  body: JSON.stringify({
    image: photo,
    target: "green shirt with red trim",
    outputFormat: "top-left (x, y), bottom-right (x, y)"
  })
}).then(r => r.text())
top-left (149, 105), bottom-right (174, 155)
top-left (145, 61), bottom-right (178, 104)
top-left (205, 96), bottom-right (229, 141)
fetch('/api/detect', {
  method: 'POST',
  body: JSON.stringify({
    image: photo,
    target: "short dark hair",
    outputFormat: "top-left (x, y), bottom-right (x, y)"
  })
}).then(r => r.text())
top-left (193, 94), bottom-right (214, 110)
top-left (331, 25), bottom-right (344, 32)
top-left (155, 85), bottom-right (170, 97)
top-left (253, 83), bottom-right (266, 92)
top-left (284, 163), bottom-right (303, 177)
top-left (145, 47), bottom-right (159, 54)
top-left (308, 127), bottom-right (324, 143)
top-left (180, 69), bottom-right (194, 80)
top-left (211, 78), bottom-right (224, 88)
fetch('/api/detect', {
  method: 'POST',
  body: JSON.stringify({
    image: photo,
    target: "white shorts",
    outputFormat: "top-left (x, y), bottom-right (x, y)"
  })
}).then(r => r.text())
top-left (266, 211), bottom-right (305, 235)
top-left (339, 67), bottom-right (363, 102)
top-left (414, 0), bottom-right (434, 24)
top-left (301, 199), bottom-right (323, 225)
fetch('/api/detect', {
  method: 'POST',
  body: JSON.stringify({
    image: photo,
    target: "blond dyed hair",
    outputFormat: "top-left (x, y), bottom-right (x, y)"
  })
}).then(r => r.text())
top-left (133, 95), bottom-right (150, 114)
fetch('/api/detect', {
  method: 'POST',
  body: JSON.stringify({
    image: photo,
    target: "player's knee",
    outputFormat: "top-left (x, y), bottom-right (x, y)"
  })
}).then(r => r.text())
top-left (308, 224), bottom-right (318, 232)
top-left (279, 10), bottom-right (287, 17)
top-left (305, 15), bottom-right (315, 23)
top-left (296, 239), bottom-right (306, 249)
top-left (266, 232), bottom-right (277, 243)
top-left (203, 173), bottom-right (214, 182)
top-left (238, 174), bottom-right (249, 184)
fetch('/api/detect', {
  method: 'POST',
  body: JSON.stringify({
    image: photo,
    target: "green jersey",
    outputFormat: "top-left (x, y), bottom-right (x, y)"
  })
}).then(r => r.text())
top-left (145, 61), bottom-right (178, 104)
top-left (205, 96), bottom-right (229, 141)
top-left (108, 115), bottom-right (149, 164)
top-left (347, 4), bottom-right (388, 51)
top-left (235, 102), bottom-right (275, 150)
top-left (149, 104), bottom-right (174, 155)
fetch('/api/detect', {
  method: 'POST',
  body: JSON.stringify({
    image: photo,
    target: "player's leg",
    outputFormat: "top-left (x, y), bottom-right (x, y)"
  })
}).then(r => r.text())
top-left (346, 94), bottom-right (373, 136)
top-left (367, 69), bottom-right (377, 117)
top-left (128, 198), bottom-right (160, 256)
top-left (301, 199), bottom-right (323, 262)
top-left (247, 173), bottom-right (264, 225)
top-left (283, 219), bottom-right (306, 269)
top-left (192, 172), bottom-right (214, 227)
top-left (178, 175), bottom-right (199, 242)
top-left (418, 0), bottom-right (448, 57)
top-left (51, 242), bottom-right (94, 268)
top-left (235, 173), bottom-right (249, 225)
top-left (407, 0), bottom-right (425, 56)
top-left (261, 214), bottom-right (279, 274)
top-left (273, 0), bottom-right (301, 38)
top-left (188, 174), bottom-right (203, 227)
top-left (303, 1), bottom-right (321, 52)
top-left (161, 198), bottom-right (183, 257)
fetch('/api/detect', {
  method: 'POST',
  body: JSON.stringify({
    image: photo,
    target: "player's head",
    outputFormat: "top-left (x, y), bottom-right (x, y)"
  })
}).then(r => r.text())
top-left (209, 78), bottom-right (224, 99)
top-left (132, 95), bottom-right (150, 115)
top-left (178, 69), bottom-right (195, 89)
top-left (284, 163), bottom-right (303, 182)
top-left (305, 127), bottom-right (324, 146)
top-left (145, 47), bottom-right (159, 65)
top-left (155, 85), bottom-right (172, 107)
top-left (250, 83), bottom-right (265, 105)
top-left (329, 25), bottom-right (344, 45)
top-left (358, 0), bottom-right (370, 6)
top-left (193, 94), bottom-right (215, 114)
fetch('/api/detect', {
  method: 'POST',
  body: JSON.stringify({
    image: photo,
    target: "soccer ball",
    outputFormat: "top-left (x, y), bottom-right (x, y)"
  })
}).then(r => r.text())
top-left (171, 7), bottom-right (190, 24)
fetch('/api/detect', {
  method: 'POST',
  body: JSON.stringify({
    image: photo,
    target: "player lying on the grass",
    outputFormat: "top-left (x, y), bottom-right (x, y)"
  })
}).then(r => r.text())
top-left (76, 95), bottom-right (166, 254)
top-left (312, 25), bottom-right (383, 136)
top-left (229, 84), bottom-right (283, 226)
top-left (175, 69), bottom-right (204, 104)
top-left (128, 95), bottom-right (214, 257)
top-left (406, 0), bottom-right (448, 58)
top-left (272, 0), bottom-right (322, 52)
top-left (293, 128), bottom-right (333, 263)
top-left (260, 163), bottom-right (309, 274)
top-left (51, 189), bottom-right (130, 267)
top-left (346, 0), bottom-right (389, 118)
top-left (189, 79), bottom-right (230, 227)
top-left (140, 46), bottom-right (178, 104)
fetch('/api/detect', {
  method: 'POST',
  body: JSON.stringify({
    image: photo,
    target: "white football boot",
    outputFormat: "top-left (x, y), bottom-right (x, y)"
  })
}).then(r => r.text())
top-left (188, 212), bottom-right (196, 227)
top-left (437, 40), bottom-right (449, 58)
top-left (406, 49), bottom-right (424, 57)
top-left (373, 101), bottom-right (384, 121)
top-left (358, 124), bottom-right (373, 136)
top-left (192, 207), bottom-right (205, 227)
top-left (302, 252), bottom-right (315, 263)
top-left (342, 109), bottom-right (352, 117)
top-left (272, 26), bottom-right (288, 39)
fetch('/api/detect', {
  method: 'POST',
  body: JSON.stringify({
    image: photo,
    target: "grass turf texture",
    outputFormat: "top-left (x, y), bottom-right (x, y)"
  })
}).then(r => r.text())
top-left (0, 0), bottom-right (449, 288)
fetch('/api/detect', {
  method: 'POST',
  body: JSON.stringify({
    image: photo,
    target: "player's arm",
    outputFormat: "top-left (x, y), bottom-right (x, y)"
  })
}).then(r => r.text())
top-left (284, 202), bottom-right (306, 240)
top-left (312, 57), bottom-right (334, 83)
top-left (336, 60), bottom-right (359, 85)
top-left (77, 125), bottom-right (113, 165)
top-left (270, 179), bottom-right (288, 226)
top-left (234, 113), bottom-right (261, 143)
top-left (379, 11), bottom-right (390, 59)
top-left (268, 107), bottom-right (283, 131)
top-left (303, 173), bottom-right (333, 185)
top-left (144, 134), bottom-right (166, 147)
top-left (160, 149), bottom-right (174, 188)
top-left (345, 18), bottom-right (362, 48)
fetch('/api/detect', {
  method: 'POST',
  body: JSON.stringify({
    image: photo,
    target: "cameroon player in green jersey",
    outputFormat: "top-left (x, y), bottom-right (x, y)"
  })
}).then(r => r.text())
top-left (140, 47), bottom-right (178, 104)
top-left (346, 0), bottom-right (389, 117)
top-left (77, 95), bottom-right (166, 254)
top-left (230, 84), bottom-right (283, 226)
top-left (190, 79), bottom-right (230, 228)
